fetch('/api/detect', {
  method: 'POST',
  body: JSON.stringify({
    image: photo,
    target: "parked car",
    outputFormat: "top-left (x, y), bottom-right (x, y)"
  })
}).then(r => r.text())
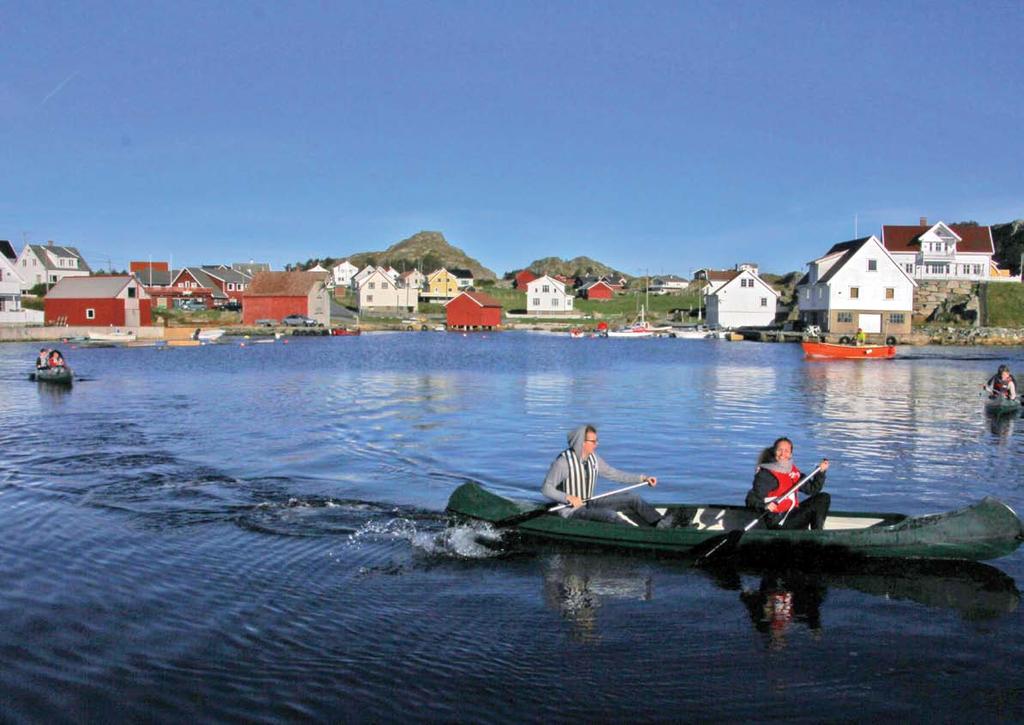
top-left (176, 299), bottom-right (206, 311)
top-left (255, 319), bottom-right (277, 327)
top-left (282, 314), bottom-right (319, 327)
top-left (222, 301), bottom-right (242, 311)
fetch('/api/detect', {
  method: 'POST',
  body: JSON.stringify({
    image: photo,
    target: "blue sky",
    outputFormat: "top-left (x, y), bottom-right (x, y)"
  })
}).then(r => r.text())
top-left (2, 1), bottom-right (1021, 276)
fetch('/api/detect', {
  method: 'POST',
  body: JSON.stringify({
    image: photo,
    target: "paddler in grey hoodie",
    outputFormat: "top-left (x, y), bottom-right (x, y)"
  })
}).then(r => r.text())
top-left (542, 424), bottom-right (671, 527)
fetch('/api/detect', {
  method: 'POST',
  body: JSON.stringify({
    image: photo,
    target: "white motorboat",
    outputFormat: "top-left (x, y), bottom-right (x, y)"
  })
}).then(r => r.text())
top-left (87, 330), bottom-right (136, 342)
top-left (195, 328), bottom-right (226, 342)
top-left (670, 325), bottom-right (712, 339)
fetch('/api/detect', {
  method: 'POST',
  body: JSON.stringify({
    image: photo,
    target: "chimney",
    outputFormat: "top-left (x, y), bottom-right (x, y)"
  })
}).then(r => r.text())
top-left (919, 216), bottom-right (928, 226)
top-left (47, 240), bottom-right (54, 247)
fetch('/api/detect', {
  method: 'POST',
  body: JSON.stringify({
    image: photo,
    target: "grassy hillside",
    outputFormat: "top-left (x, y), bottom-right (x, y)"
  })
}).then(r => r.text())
top-left (984, 283), bottom-right (1024, 326)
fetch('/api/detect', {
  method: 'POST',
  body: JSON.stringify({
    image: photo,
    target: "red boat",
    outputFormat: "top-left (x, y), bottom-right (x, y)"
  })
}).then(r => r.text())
top-left (330, 328), bottom-right (361, 336)
top-left (801, 341), bottom-right (896, 359)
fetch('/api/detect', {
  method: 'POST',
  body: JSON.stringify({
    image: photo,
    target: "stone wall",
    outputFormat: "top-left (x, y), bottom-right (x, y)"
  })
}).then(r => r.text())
top-left (913, 280), bottom-right (980, 324)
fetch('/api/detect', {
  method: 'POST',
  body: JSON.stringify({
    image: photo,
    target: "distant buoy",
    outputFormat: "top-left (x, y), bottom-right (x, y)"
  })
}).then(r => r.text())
top-left (239, 342), bottom-right (246, 347)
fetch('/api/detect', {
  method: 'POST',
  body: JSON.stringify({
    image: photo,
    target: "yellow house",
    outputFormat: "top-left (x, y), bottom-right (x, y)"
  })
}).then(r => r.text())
top-left (426, 268), bottom-right (459, 298)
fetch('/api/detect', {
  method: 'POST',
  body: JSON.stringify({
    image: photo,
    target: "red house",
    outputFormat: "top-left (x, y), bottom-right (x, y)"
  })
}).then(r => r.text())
top-left (243, 271), bottom-right (331, 326)
top-left (445, 291), bottom-right (503, 330)
top-left (514, 270), bottom-right (538, 289)
top-left (579, 280), bottom-right (614, 300)
top-left (44, 275), bottom-right (153, 327)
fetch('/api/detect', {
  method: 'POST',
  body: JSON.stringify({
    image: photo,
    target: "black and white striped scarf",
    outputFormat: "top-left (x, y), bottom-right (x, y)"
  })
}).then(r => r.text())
top-left (561, 449), bottom-right (599, 501)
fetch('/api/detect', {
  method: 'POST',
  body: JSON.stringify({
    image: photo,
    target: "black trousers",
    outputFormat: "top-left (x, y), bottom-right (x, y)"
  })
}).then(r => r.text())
top-left (766, 493), bottom-right (831, 530)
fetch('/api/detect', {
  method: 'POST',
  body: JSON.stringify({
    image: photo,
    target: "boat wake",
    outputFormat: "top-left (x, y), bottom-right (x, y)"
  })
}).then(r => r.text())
top-left (347, 517), bottom-right (508, 560)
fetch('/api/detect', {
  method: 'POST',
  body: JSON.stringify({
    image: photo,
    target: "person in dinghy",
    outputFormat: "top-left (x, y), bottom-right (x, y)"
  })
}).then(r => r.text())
top-left (542, 424), bottom-right (678, 528)
top-left (984, 364), bottom-right (1018, 401)
top-left (745, 437), bottom-right (830, 530)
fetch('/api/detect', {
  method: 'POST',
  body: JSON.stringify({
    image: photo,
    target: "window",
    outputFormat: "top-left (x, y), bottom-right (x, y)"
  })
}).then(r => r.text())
top-left (889, 313), bottom-right (905, 324)
top-left (760, 297), bottom-right (767, 307)
top-left (227, 283), bottom-right (234, 291)
top-left (837, 312), bottom-right (853, 323)
top-left (885, 288), bottom-right (894, 300)
top-left (383, 282), bottom-right (390, 289)
top-left (542, 285), bottom-right (550, 293)
top-left (367, 295), bottom-right (373, 302)
top-left (86, 308), bottom-right (95, 319)
top-left (532, 297), bottom-right (540, 306)
top-left (369, 282), bottom-right (375, 289)
top-left (905, 263), bottom-right (914, 273)
top-left (551, 298), bottom-right (558, 307)
top-left (867, 259), bottom-right (877, 271)
top-left (850, 287), bottom-right (859, 299)
top-left (973, 264), bottom-right (982, 275)
top-left (127, 286), bottom-right (136, 298)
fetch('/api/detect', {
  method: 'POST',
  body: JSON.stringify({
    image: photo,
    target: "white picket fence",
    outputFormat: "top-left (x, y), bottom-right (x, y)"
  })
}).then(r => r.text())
top-left (0, 310), bottom-right (45, 325)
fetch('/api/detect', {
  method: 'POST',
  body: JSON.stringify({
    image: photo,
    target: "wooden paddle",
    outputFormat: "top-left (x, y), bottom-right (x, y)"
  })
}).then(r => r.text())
top-left (492, 481), bottom-right (654, 528)
top-left (692, 465), bottom-right (823, 563)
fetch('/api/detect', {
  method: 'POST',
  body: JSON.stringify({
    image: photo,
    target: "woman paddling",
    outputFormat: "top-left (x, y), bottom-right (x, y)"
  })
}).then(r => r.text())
top-left (745, 437), bottom-right (830, 530)
top-left (984, 365), bottom-right (1018, 401)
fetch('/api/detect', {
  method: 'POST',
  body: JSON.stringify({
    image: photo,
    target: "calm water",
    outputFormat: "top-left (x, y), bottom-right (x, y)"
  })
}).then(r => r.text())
top-left (2, 333), bottom-right (1023, 721)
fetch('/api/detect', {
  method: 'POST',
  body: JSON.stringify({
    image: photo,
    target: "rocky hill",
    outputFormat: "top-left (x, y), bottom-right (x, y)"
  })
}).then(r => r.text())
top-left (289, 231), bottom-right (497, 279)
top-left (513, 256), bottom-right (631, 280)
top-left (993, 219), bottom-right (1024, 275)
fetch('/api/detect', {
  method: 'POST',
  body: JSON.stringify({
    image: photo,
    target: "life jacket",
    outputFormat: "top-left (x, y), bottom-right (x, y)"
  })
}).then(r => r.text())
top-left (990, 374), bottom-right (1016, 399)
top-left (763, 465), bottom-right (803, 513)
top-left (561, 449), bottom-right (599, 501)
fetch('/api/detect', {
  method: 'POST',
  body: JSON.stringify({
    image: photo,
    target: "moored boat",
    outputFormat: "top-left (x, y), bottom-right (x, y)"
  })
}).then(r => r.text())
top-left (606, 307), bottom-right (672, 338)
top-left (31, 366), bottom-right (73, 385)
top-left (195, 328), bottom-right (225, 342)
top-left (985, 396), bottom-right (1022, 416)
top-left (445, 483), bottom-right (1024, 561)
top-left (330, 327), bottom-right (361, 336)
top-left (88, 330), bottom-right (136, 343)
top-left (801, 341), bottom-right (896, 359)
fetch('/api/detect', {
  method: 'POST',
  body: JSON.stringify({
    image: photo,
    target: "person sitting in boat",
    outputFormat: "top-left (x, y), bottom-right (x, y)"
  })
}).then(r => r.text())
top-left (984, 365), bottom-right (1018, 401)
top-left (542, 424), bottom-right (674, 528)
top-left (36, 348), bottom-right (51, 370)
top-left (47, 349), bottom-right (66, 369)
top-left (745, 437), bottom-right (830, 530)
top-left (855, 328), bottom-right (867, 346)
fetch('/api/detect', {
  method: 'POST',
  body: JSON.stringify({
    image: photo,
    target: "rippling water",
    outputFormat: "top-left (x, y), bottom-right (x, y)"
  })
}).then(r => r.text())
top-left (2, 333), bottom-right (1023, 720)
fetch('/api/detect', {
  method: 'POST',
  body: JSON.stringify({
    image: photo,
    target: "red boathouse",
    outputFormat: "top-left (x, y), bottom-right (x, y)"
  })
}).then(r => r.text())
top-left (44, 275), bottom-right (152, 327)
top-left (445, 291), bottom-right (503, 330)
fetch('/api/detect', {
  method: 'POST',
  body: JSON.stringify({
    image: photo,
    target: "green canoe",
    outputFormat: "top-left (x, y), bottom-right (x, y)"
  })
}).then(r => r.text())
top-left (985, 396), bottom-right (1022, 416)
top-left (445, 483), bottom-right (1024, 561)
top-left (30, 367), bottom-right (73, 385)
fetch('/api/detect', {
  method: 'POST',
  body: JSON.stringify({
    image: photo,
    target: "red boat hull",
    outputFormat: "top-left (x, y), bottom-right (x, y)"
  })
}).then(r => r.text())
top-left (801, 341), bottom-right (896, 359)
top-left (330, 328), bottom-right (361, 336)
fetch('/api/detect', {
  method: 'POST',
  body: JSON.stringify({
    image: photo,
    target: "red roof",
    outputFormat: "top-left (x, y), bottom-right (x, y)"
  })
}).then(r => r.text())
top-left (450, 291), bottom-right (502, 308)
top-left (882, 224), bottom-right (994, 254)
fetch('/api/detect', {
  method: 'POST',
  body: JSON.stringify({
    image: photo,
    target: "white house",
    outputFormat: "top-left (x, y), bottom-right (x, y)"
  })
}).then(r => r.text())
top-left (332, 260), bottom-right (358, 288)
top-left (526, 275), bottom-right (574, 316)
top-left (649, 275), bottom-right (689, 294)
top-left (356, 267), bottom-right (419, 313)
top-left (452, 268), bottom-right (474, 289)
top-left (399, 269), bottom-right (426, 290)
top-left (796, 235), bottom-right (916, 339)
top-left (882, 218), bottom-right (996, 281)
top-left (15, 242), bottom-right (92, 290)
top-left (705, 268), bottom-right (779, 328)
top-left (0, 240), bottom-right (31, 322)
top-left (352, 264), bottom-right (378, 289)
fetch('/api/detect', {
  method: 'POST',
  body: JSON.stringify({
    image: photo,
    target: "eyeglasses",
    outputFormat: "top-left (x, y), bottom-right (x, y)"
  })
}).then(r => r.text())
top-left (585, 438), bottom-right (598, 444)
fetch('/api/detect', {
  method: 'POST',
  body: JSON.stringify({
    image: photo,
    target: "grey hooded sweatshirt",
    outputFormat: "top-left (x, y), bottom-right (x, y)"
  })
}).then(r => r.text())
top-left (541, 425), bottom-right (648, 507)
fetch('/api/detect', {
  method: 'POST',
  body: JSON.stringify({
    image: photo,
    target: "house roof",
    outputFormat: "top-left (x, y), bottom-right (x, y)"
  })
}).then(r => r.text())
top-left (450, 268), bottom-right (474, 279)
top-left (882, 223), bottom-right (994, 254)
top-left (582, 280), bottom-right (614, 291)
top-left (446, 291), bottom-right (502, 308)
top-left (246, 271), bottom-right (326, 296)
top-left (705, 270), bottom-right (739, 282)
top-left (28, 243), bottom-right (93, 272)
top-left (177, 267), bottom-right (228, 298)
top-left (201, 265), bottom-right (250, 284)
top-left (711, 269), bottom-right (780, 298)
top-left (1, 240), bottom-right (16, 260)
top-left (133, 268), bottom-right (173, 286)
top-left (45, 275), bottom-right (137, 299)
top-left (232, 262), bottom-right (271, 275)
top-left (813, 237), bottom-right (875, 285)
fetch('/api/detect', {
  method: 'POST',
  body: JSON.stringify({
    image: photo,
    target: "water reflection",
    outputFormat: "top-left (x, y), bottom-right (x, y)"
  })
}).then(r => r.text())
top-left (539, 552), bottom-right (1019, 646)
top-left (540, 554), bottom-right (652, 643)
top-left (986, 410), bottom-right (1018, 440)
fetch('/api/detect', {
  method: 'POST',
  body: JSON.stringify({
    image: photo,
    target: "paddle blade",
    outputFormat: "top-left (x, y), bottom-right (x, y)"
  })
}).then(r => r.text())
top-left (692, 529), bottom-right (745, 563)
top-left (493, 503), bottom-right (558, 528)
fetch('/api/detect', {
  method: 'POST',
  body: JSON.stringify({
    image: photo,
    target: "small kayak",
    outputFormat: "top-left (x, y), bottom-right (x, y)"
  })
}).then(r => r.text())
top-left (445, 483), bottom-right (1024, 561)
top-left (30, 367), bottom-right (73, 385)
top-left (801, 341), bottom-right (896, 359)
top-left (985, 396), bottom-right (1022, 416)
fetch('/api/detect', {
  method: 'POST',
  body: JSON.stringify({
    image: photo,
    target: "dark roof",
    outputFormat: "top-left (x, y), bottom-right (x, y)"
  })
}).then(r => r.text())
top-left (815, 237), bottom-right (874, 284)
top-left (246, 271), bottom-right (326, 296)
top-left (45, 275), bottom-right (138, 299)
top-left (882, 223), bottom-right (994, 254)
top-left (28, 243), bottom-right (93, 272)
top-left (201, 265), bottom-right (251, 284)
top-left (180, 267), bottom-right (228, 299)
top-left (0, 240), bottom-right (16, 260)
top-left (450, 268), bottom-right (474, 279)
top-left (133, 268), bottom-right (172, 286)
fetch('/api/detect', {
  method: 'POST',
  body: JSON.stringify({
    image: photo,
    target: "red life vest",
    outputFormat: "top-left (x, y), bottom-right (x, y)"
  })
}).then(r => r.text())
top-left (764, 465), bottom-right (802, 513)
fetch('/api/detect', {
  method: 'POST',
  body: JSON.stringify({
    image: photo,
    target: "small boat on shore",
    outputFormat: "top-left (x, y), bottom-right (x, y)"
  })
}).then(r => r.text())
top-left (606, 307), bottom-right (672, 338)
top-left (330, 327), bottom-right (361, 336)
top-left (670, 325), bottom-right (713, 339)
top-left (195, 328), bottom-right (225, 342)
top-left (801, 341), bottom-right (896, 359)
top-left (985, 396), bottom-right (1022, 416)
top-left (30, 367), bottom-right (73, 385)
top-left (446, 483), bottom-right (1024, 561)
top-left (88, 330), bottom-right (136, 343)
